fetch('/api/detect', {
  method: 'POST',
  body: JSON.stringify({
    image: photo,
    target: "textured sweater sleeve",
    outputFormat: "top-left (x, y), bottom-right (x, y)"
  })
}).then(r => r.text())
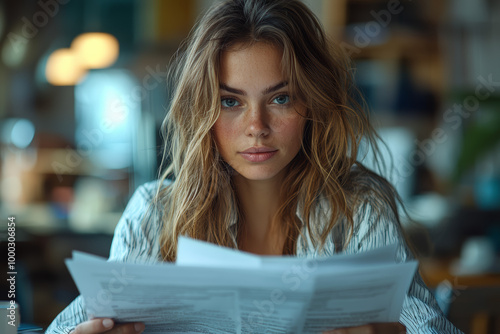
top-left (45, 181), bottom-right (164, 334)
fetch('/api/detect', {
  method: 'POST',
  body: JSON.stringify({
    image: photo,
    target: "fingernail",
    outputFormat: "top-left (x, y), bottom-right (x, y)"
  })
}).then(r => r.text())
top-left (102, 319), bottom-right (113, 328)
top-left (135, 323), bottom-right (145, 332)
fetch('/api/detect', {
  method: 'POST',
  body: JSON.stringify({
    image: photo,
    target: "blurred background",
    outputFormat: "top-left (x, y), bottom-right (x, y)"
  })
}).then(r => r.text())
top-left (0, 0), bottom-right (499, 332)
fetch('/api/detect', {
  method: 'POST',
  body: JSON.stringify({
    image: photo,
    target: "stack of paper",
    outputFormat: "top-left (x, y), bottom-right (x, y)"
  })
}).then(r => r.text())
top-left (66, 237), bottom-right (417, 334)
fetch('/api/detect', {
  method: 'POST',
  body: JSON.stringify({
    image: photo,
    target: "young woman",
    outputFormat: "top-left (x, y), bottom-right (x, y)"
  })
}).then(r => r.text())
top-left (47, 0), bottom-right (463, 333)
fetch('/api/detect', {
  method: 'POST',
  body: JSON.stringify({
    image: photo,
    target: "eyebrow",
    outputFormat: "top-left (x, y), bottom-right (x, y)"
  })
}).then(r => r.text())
top-left (219, 81), bottom-right (288, 96)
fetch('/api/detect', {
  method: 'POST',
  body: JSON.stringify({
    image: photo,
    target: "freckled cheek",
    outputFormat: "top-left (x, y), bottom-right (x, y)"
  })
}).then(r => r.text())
top-left (213, 121), bottom-right (240, 152)
top-left (272, 117), bottom-right (305, 141)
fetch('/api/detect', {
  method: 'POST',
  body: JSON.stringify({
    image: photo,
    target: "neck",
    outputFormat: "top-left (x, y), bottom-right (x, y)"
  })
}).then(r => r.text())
top-left (233, 172), bottom-right (286, 254)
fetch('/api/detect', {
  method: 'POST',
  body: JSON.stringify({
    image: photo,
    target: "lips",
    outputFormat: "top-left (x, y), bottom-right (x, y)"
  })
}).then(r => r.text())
top-left (240, 146), bottom-right (277, 153)
top-left (239, 146), bottom-right (278, 162)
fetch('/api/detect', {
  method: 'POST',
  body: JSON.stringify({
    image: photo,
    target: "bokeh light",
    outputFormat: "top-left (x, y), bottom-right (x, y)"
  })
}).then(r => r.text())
top-left (45, 48), bottom-right (87, 85)
top-left (1, 118), bottom-right (35, 148)
top-left (71, 32), bottom-right (119, 69)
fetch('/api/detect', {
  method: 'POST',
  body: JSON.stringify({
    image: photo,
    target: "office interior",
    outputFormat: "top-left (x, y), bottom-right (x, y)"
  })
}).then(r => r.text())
top-left (0, 0), bottom-right (499, 333)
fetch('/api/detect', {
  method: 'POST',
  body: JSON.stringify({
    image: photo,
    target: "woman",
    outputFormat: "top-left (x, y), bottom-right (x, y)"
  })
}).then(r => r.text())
top-left (47, 0), bottom-right (463, 333)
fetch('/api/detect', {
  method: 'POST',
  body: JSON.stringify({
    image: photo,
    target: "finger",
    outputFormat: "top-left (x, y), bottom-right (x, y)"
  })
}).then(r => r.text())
top-left (72, 318), bottom-right (114, 334)
top-left (112, 322), bottom-right (146, 334)
top-left (323, 322), bottom-right (406, 334)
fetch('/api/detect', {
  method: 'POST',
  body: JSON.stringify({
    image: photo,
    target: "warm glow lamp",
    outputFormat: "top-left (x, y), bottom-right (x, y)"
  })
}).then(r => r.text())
top-left (45, 48), bottom-right (87, 86)
top-left (71, 32), bottom-right (119, 69)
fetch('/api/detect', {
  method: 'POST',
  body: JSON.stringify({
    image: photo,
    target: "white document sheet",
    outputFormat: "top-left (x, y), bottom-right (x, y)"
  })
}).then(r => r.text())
top-left (177, 236), bottom-right (399, 270)
top-left (66, 237), bottom-right (417, 334)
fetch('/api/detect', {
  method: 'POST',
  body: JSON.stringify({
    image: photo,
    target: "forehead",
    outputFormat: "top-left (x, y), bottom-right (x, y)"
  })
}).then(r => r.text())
top-left (219, 42), bottom-right (287, 86)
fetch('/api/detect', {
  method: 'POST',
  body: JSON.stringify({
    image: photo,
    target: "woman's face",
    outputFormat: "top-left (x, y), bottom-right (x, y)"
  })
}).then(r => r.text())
top-left (213, 42), bottom-right (306, 182)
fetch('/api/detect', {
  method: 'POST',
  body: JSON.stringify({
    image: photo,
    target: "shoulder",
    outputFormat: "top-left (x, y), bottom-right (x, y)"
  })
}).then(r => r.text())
top-left (326, 164), bottom-right (412, 259)
top-left (344, 166), bottom-right (413, 261)
top-left (117, 179), bottom-right (172, 227)
top-left (299, 165), bottom-right (407, 256)
top-left (122, 179), bottom-right (173, 218)
top-left (346, 163), bottom-right (399, 212)
top-left (344, 164), bottom-right (403, 233)
top-left (109, 179), bottom-right (173, 263)
top-left (131, 179), bottom-right (173, 203)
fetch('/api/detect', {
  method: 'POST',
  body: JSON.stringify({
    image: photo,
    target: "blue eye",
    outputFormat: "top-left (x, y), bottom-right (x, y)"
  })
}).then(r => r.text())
top-left (273, 95), bottom-right (290, 105)
top-left (221, 98), bottom-right (240, 108)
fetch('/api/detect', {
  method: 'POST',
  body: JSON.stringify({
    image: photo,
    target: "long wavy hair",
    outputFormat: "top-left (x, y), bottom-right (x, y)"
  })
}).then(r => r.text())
top-left (155, 0), bottom-right (411, 262)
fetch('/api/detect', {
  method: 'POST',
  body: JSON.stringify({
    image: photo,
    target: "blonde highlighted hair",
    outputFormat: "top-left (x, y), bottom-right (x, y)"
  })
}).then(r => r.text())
top-left (156, 0), bottom-right (409, 262)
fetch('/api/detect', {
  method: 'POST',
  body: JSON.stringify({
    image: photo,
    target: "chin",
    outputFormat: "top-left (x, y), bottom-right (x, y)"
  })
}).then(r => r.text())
top-left (243, 175), bottom-right (278, 182)
top-left (234, 167), bottom-right (286, 182)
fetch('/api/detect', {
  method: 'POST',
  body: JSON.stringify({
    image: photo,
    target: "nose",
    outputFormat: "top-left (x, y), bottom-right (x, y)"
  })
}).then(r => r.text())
top-left (245, 104), bottom-right (270, 138)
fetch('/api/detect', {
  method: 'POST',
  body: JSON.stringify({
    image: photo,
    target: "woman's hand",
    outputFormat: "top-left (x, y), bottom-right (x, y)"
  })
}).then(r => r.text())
top-left (323, 322), bottom-right (406, 334)
top-left (71, 318), bottom-right (145, 334)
